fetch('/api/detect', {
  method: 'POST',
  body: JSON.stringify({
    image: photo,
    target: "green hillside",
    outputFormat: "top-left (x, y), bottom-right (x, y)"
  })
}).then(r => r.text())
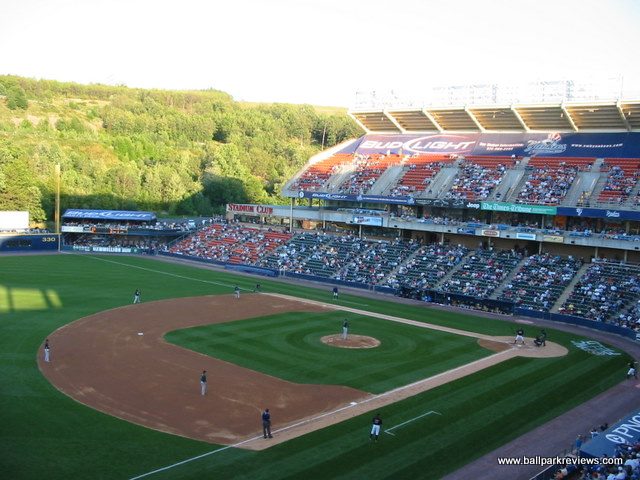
top-left (0, 75), bottom-right (363, 222)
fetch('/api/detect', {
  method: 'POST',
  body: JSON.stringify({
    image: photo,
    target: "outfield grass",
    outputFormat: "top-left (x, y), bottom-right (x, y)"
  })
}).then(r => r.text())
top-left (0, 254), bottom-right (627, 479)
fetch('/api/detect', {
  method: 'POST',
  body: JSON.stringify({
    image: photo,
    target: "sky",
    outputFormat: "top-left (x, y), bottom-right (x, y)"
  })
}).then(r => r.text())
top-left (2, 0), bottom-right (640, 107)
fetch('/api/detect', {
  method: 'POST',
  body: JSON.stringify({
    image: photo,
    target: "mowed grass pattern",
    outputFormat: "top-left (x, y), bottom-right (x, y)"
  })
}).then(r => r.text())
top-left (0, 254), bottom-right (627, 479)
top-left (166, 312), bottom-right (489, 393)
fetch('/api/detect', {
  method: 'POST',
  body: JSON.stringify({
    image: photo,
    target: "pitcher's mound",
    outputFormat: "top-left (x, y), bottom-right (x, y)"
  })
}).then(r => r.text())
top-left (321, 334), bottom-right (381, 349)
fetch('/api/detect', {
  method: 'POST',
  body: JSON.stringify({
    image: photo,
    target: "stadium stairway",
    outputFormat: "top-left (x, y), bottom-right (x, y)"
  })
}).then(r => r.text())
top-left (550, 261), bottom-right (590, 312)
top-left (588, 167), bottom-right (613, 206)
top-left (368, 164), bottom-right (404, 195)
top-left (563, 169), bottom-right (602, 206)
top-left (486, 168), bottom-right (526, 202)
top-left (425, 165), bottom-right (459, 199)
top-left (488, 256), bottom-right (529, 299)
top-left (502, 159), bottom-right (532, 203)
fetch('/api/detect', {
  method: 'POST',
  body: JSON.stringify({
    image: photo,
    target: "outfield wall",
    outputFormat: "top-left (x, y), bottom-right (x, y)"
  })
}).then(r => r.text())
top-left (0, 233), bottom-right (59, 252)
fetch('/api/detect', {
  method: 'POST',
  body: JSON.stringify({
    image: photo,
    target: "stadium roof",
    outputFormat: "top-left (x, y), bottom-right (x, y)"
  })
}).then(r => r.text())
top-left (349, 99), bottom-right (640, 134)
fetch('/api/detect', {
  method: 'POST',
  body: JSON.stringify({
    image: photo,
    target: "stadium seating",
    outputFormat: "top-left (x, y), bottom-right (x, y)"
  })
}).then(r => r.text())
top-left (498, 254), bottom-right (583, 310)
top-left (337, 154), bottom-right (403, 195)
top-left (392, 244), bottom-right (469, 290)
top-left (596, 159), bottom-right (640, 205)
top-left (516, 164), bottom-right (578, 205)
top-left (444, 158), bottom-right (508, 201)
top-left (559, 260), bottom-right (640, 322)
top-left (290, 153), bottom-right (351, 191)
top-left (388, 155), bottom-right (453, 197)
top-left (439, 249), bottom-right (522, 298)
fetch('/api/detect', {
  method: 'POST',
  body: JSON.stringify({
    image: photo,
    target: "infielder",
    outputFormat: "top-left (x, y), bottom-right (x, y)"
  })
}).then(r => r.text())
top-left (200, 370), bottom-right (207, 395)
top-left (234, 286), bottom-right (240, 299)
top-left (133, 289), bottom-right (141, 304)
top-left (44, 339), bottom-right (50, 362)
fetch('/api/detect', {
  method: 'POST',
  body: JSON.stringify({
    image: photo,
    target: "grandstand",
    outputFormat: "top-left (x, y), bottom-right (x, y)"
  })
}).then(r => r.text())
top-left (63, 97), bottom-right (640, 339)
top-left (229, 97), bottom-right (640, 337)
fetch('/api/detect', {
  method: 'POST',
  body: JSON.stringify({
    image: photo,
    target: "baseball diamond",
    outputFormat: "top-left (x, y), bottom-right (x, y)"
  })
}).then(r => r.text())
top-left (38, 293), bottom-right (567, 449)
top-left (2, 253), bottom-right (638, 480)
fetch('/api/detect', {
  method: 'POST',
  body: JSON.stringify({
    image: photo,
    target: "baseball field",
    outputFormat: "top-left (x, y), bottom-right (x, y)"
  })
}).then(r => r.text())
top-left (0, 253), bottom-right (626, 479)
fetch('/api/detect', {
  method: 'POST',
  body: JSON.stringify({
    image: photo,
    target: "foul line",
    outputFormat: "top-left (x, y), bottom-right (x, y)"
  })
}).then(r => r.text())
top-left (384, 410), bottom-right (442, 436)
top-left (128, 436), bottom-right (257, 480)
top-left (77, 254), bottom-right (236, 289)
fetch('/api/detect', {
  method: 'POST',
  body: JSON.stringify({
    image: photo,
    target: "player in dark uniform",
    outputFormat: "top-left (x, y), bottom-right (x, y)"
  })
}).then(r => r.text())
top-left (534, 329), bottom-right (547, 347)
top-left (262, 408), bottom-right (273, 438)
top-left (514, 328), bottom-right (525, 344)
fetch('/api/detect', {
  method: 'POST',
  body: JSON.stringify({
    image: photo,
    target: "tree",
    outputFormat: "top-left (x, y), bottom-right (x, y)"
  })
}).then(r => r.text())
top-left (6, 85), bottom-right (28, 110)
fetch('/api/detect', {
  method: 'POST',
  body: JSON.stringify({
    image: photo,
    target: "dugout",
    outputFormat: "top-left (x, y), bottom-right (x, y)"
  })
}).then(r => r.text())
top-left (399, 287), bottom-right (515, 315)
top-left (580, 409), bottom-right (640, 459)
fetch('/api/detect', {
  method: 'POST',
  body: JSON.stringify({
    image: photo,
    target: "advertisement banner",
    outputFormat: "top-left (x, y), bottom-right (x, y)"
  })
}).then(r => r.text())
top-left (481, 202), bottom-right (558, 215)
top-left (62, 209), bottom-right (156, 222)
top-left (226, 204), bottom-right (274, 215)
top-left (355, 133), bottom-right (480, 156)
top-left (414, 198), bottom-right (480, 209)
top-left (350, 216), bottom-right (383, 226)
top-left (516, 233), bottom-right (537, 240)
top-left (580, 409), bottom-right (640, 459)
top-left (299, 191), bottom-right (417, 205)
top-left (557, 207), bottom-right (640, 221)
top-left (342, 132), bottom-right (640, 158)
top-left (542, 235), bottom-right (564, 243)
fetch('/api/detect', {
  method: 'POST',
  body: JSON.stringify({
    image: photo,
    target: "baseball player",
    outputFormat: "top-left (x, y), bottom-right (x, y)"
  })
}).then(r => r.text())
top-left (234, 286), bottom-right (240, 299)
top-left (514, 328), bottom-right (525, 345)
top-left (342, 319), bottom-right (349, 340)
top-left (332, 286), bottom-right (339, 299)
top-left (627, 360), bottom-right (638, 379)
top-left (370, 413), bottom-right (382, 442)
top-left (262, 409), bottom-right (273, 438)
top-left (200, 370), bottom-right (207, 395)
top-left (133, 289), bottom-right (141, 304)
top-left (44, 339), bottom-right (50, 362)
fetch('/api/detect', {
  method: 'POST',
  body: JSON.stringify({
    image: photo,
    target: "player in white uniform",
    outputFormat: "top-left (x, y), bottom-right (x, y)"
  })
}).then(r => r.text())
top-left (342, 319), bottom-right (349, 340)
top-left (370, 413), bottom-right (382, 441)
top-left (200, 370), bottom-right (207, 395)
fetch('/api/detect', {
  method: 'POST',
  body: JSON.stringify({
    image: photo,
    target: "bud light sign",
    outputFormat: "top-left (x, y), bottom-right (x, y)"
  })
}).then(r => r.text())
top-left (357, 134), bottom-right (479, 155)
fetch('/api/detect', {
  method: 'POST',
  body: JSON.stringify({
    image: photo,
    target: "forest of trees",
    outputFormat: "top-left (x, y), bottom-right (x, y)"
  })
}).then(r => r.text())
top-left (0, 75), bottom-right (363, 224)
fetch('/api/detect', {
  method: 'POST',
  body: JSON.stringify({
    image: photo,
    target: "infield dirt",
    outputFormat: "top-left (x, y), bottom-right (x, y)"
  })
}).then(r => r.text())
top-left (39, 293), bottom-right (566, 450)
